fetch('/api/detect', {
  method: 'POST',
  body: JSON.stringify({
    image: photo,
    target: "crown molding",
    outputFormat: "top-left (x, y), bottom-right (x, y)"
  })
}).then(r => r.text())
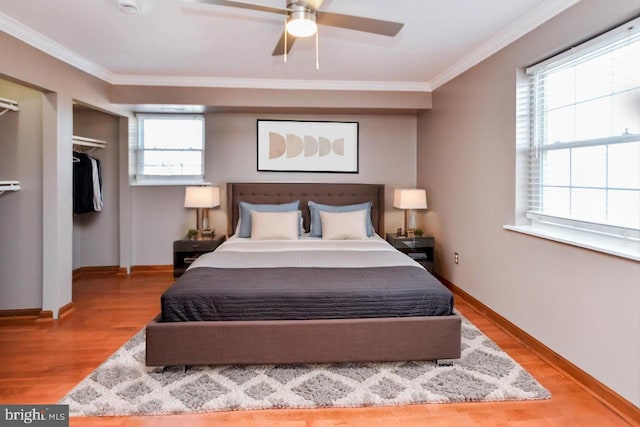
top-left (0, 11), bottom-right (114, 82)
top-left (0, 0), bottom-right (578, 94)
top-left (109, 74), bottom-right (432, 92)
top-left (430, 0), bottom-right (581, 90)
top-left (0, 9), bottom-right (430, 93)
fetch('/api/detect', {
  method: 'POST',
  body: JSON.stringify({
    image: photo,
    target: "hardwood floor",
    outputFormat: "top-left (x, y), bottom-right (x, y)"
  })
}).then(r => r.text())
top-left (0, 272), bottom-right (636, 427)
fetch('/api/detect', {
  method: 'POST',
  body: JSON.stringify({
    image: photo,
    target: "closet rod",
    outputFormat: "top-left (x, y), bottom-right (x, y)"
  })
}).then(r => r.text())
top-left (0, 97), bottom-right (19, 116)
top-left (72, 135), bottom-right (107, 149)
top-left (0, 180), bottom-right (20, 196)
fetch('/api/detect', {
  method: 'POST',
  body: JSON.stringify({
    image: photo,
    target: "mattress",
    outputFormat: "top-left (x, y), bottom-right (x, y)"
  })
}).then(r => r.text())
top-left (161, 236), bottom-right (454, 322)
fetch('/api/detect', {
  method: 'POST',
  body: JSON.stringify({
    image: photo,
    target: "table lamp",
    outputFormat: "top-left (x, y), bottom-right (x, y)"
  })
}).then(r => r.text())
top-left (393, 188), bottom-right (428, 237)
top-left (184, 186), bottom-right (220, 238)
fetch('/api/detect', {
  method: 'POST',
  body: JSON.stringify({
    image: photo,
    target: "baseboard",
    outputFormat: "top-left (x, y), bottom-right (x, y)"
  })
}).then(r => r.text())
top-left (37, 310), bottom-right (53, 322)
top-left (58, 302), bottom-right (74, 319)
top-left (130, 265), bottom-right (173, 274)
top-left (73, 265), bottom-right (172, 277)
top-left (73, 266), bottom-right (127, 280)
top-left (1, 302), bottom-right (75, 325)
top-left (437, 274), bottom-right (640, 425)
top-left (0, 308), bottom-right (53, 325)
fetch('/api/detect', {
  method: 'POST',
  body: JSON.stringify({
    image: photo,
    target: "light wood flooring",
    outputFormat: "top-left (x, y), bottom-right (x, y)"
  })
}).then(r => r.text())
top-left (0, 272), bottom-right (637, 427)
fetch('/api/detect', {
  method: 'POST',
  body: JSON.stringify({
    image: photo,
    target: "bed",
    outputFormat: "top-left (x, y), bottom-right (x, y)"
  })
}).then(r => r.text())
top-left (145, 182), bottom-right (461, 367)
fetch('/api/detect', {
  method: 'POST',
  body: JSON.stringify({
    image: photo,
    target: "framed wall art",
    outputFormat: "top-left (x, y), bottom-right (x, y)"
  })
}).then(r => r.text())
top-left (257, 120), bottom-right (359, 173)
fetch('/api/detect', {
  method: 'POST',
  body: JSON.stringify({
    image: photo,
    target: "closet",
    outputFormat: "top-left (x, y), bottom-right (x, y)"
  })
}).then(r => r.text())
top-left (72, 104), bottom-right (120, 271)
top-left (0, 96), bottom-right (20, 196)
top-left (73, 135), bottom-right (106, 214)
top-left (0, 80), bottom-right (45, 312)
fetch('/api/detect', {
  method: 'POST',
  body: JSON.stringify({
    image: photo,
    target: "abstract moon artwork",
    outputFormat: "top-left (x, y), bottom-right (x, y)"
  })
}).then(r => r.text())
top-left (257, 120), bottom-right (359, 173)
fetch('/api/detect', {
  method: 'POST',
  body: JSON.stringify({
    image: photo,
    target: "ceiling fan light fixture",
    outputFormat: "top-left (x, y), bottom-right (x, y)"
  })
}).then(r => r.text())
top-left (286, 9), bottom-right (317, 38)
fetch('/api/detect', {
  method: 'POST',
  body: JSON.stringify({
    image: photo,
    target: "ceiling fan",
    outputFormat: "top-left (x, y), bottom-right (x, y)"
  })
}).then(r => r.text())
top-left (184, 0), bottom-right (404, 58)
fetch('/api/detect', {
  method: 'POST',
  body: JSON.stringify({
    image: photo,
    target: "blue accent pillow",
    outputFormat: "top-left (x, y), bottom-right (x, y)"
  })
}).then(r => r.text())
top-left (238, 200), bottom-right (300, 238)
top-left (309, 201), bottom-right (374, 237)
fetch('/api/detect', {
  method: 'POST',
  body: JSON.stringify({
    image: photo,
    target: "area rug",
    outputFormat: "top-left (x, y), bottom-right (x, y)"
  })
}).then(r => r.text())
top-left (60, 314), bottom-right (550, 416)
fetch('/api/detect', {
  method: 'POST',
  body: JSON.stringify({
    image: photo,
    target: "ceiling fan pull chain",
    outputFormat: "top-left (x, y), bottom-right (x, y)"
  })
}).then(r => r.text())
top-left (284, 15), bottom-right (288, 63)
top-left (315, 26), bottom-right (319, 70)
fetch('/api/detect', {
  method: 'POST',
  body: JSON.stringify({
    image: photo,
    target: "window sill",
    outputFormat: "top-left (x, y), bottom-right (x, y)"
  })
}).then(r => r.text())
top-left (503, 224), bottom-right (640, 262)
top-left (130, 180), bottom-right (211, 187)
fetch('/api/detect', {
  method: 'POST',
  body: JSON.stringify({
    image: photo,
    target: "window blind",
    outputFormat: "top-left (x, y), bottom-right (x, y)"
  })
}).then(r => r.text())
top-left (525, 17), bottom-right (640, 239)
top-left (135, 114), bottom-right (205, 183)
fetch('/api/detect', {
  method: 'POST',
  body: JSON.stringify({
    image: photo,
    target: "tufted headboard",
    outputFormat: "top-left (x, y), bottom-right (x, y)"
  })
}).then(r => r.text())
top-left (227, 182), bottom-right (385, 236)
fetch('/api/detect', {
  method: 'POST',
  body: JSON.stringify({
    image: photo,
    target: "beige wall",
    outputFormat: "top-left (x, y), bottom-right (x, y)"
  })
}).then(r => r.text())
top-left (0, 31), bottom-right (130, 316)
top-left (2, 0), bottom-right (637, 406)
top-left (0, 80), bottom-right (44, 310)
top-left (110, 85), bottom-right (431, 112)
top-left (72, 108), bottom-right (120, 269)
top-left (131, 112), bottom-right (418, 265)
top-left (417, 0), bottom-right (640, 406)
top-left (0, 28), bottom-right (418, 302)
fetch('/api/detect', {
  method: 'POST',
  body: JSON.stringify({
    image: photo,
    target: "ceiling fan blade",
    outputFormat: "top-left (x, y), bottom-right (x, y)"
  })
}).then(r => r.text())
top-left (183, 0), bottom-right (287, 16)
top-left (317, 11), bottom-right (404, 37)
top-left (272, 31), bottom-right (297, 56)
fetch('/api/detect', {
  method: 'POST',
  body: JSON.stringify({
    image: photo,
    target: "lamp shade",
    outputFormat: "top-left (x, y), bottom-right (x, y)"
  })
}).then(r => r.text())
top-left (184, 186), bottom-right (220, 208)
top-left (393, 189), bottom-right (427, 210)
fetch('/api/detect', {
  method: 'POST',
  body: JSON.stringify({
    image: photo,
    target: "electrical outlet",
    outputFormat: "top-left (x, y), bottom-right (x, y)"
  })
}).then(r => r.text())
top-left (454, 252), bottom-right (459, 264)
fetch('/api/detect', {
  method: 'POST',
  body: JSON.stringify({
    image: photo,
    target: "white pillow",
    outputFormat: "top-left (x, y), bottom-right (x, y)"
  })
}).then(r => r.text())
top-left (237, 210), bottom-right (304, 237)
top-left (250, 210), bottom-right (300, 240)
top-left (319, 209), bottom-right (368, 240)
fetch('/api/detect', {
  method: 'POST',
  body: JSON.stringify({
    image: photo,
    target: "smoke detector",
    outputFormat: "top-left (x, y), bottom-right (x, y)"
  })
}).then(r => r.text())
top-left (117, 0), bottom-right (140, 14)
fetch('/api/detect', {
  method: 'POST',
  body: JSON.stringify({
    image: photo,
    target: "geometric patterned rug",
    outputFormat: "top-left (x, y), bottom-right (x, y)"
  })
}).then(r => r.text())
top-left (59, 314), bottom-right (550, 416)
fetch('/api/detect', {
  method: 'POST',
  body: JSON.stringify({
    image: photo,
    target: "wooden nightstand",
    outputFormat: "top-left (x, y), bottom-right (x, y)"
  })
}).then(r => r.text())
top-left (386, 233), bottom-right (435, 274)
top-left (173, 235), bottom-right (226, 278)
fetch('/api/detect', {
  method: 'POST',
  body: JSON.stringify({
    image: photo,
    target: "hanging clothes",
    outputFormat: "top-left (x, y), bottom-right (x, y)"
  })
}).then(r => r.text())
top-left (73, 151), bottom-right (103, 214)
top-left (88, 156), bottom-right (103, 211)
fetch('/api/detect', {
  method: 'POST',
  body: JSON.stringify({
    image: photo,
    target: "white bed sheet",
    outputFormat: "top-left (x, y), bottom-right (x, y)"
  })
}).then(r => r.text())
top-left (188, 234), bottom-right (422, 270)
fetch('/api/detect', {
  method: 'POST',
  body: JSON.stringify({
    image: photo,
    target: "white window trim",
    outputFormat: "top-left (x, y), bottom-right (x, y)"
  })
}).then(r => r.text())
top-left (132, 114), bottom-right (206, 186)
top-left (505, 18), bottom-right (640, 261)
top-left (504, 223), bottom-right (639, 262)
top-left (525, 17), bottom-right (639, 75)
top-left (130, 180), bottom-right (212, 187)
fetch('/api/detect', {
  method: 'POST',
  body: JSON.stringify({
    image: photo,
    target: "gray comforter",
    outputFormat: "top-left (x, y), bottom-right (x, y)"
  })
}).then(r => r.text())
top-left (161, 237), bottom-right (454, 322)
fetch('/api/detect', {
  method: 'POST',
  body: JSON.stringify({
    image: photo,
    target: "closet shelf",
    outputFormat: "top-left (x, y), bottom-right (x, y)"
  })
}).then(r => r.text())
top-left (0, 97), bottom-right (19, 116)
top-left (0, 180), bottom-right (20, 196)
top-left (73, 135), bottom-right (107, 151)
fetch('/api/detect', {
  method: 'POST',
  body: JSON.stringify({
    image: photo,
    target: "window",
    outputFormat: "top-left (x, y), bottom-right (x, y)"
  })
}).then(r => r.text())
top-left (519, 18), bottom-right (640, 255)
top-left (134, 114), bottom-right (205, 184)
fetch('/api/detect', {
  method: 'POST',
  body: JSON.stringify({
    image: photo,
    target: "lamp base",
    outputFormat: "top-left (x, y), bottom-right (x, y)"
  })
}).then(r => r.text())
top-left (195, 208), bottom-right (212, 239)
top-left (403, 209), bottom-right (418, 238)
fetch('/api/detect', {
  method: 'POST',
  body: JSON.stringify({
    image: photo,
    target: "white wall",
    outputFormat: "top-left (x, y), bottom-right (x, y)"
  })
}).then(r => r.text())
top-left (417, 0), bottom-right (640, 406)
top-left (131, 112), bottom-right (418, 265)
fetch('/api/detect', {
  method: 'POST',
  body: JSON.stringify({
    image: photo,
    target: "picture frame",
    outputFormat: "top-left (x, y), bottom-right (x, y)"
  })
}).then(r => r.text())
top-left (257, 120), bottom-right (359, 173)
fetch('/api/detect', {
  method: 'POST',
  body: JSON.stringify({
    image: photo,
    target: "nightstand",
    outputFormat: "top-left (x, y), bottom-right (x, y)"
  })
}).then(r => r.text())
top-left (386, 233), bottom-right (435, 273)
top-left (173, 235), bottom-right (226, 278)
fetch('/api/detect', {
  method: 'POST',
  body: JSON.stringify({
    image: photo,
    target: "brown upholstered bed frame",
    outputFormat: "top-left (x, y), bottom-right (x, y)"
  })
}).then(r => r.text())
top-left (145, 182), bottom-right (461, 367)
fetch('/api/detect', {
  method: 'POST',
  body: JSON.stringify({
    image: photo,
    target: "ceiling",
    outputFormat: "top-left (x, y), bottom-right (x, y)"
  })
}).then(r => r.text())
top-left (0, 0), bottom-right (579, 92)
